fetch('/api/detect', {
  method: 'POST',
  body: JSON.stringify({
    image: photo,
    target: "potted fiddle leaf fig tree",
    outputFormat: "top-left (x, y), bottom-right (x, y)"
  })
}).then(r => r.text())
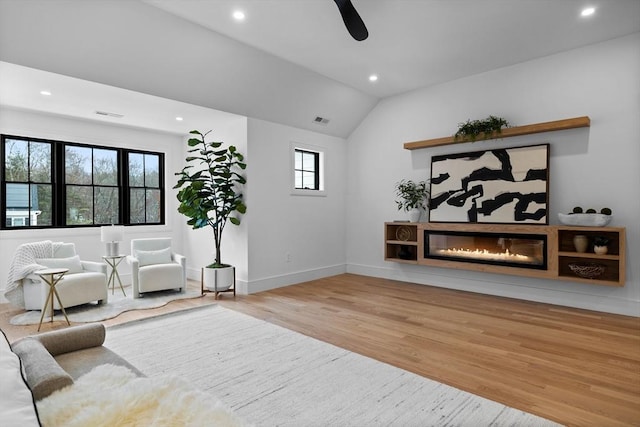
top-left (174, 130), bottom-right (246, 294)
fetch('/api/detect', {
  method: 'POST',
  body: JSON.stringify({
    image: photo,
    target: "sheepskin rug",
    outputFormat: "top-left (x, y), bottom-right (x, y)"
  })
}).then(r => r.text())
top-left (36, 364), bottom-right (249, 427)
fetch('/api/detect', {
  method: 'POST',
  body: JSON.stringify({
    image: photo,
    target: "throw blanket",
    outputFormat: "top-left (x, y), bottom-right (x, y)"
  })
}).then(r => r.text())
top-left (4, 241), bottom-right (57, 308)
top-left (37, 364), bottom-right (249, 427)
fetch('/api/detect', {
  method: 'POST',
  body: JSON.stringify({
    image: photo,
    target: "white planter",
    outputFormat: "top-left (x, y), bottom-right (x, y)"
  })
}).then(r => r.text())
top-left (203, 265), bottom-right (235, 292)
top-left (408, 208), bottom-right (421, 223)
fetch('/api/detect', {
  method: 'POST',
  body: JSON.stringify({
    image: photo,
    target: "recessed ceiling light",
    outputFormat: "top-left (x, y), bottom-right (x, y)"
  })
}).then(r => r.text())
top-left (369, 74), bottom-right (378, 82)
top-left (176, 117), bottom-right (183, 121)
top-left (232, 10), bottom-right (245, 21)
top-left (40, 90), bottom-right (52, 96)
top-left (581, 7), bottom-right (595, 17)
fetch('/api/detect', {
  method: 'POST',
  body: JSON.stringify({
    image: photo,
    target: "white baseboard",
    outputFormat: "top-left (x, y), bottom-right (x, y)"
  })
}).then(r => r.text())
top-left (347, 263), bottom-right (640, 317)
top-left (246, 264), bottom-right (347, 294)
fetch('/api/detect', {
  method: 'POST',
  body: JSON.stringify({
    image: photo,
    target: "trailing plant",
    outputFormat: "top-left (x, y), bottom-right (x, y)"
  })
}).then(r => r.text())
top-left (174, 130), bottom-right (247, 268)
top-left (454, 115), bottom-right (510, 142)
top-left (395, 179), bottom-right (430, 211)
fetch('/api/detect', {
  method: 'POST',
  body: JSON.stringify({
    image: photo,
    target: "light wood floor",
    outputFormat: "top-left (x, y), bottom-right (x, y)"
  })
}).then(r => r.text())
top-left (2, 274), bottom-right (639, 426)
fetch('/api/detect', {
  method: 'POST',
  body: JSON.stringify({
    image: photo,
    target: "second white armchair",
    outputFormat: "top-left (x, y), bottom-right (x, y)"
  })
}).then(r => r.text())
top-left (128, 238), bottom-right (186, 299)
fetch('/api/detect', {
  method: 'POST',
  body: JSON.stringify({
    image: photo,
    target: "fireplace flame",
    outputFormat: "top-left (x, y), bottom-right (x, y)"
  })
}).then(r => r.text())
top-left (436, 248), bottom-right (533, 263)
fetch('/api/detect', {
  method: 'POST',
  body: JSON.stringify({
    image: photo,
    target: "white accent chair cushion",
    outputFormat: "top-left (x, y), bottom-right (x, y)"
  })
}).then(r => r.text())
top-left (128, 238), bottom-right (186, 299)
top-left (23, 243), bottom-right (108, 315)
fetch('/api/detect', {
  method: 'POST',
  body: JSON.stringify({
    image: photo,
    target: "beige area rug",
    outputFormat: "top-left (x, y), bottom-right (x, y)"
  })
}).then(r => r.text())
top-left (10, 285), bottom-right (203, 325)
top-left (105, 305), bottom-right (560, 427)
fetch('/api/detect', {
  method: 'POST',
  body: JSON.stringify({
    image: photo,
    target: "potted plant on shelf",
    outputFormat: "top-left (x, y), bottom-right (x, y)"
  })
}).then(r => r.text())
top-left (454, 115), bottom-right (510, 142)
top-left (174, 130), bottom-right (247, 294)
top-left (395, 179), bottom-right (430, 222)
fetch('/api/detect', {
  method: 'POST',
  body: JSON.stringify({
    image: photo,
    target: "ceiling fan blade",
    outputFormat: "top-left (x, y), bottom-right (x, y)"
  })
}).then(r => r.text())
top-left (333, 0), bottom-right (368, 41)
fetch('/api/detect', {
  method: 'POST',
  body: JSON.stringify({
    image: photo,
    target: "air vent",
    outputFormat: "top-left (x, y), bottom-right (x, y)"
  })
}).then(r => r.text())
top-left (313, 116), bottom-right (330, 126)
top-left (95, 110), bottom-right (124, 118)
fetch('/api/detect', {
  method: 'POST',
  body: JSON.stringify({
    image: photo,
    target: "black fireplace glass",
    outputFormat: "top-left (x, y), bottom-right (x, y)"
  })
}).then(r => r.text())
top-left (424, 230), bottom-right (547, 270)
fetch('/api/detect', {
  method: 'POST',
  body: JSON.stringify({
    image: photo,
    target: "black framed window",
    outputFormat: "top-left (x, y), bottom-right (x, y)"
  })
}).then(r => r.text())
top-left (1, 134), bottom-right (164, 229)
top-left (3, 137), bottom-right (53, 227)
top-left (294, 148), bottom-right (320, 190)
top-left (128, 152), bottom-right (162, 224)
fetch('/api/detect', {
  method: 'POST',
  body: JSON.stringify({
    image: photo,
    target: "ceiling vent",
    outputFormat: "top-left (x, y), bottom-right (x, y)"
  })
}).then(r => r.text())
top-left (95, 110), bottom-right (124, 118)
top-left (313, 116), bottom-right (330, 126)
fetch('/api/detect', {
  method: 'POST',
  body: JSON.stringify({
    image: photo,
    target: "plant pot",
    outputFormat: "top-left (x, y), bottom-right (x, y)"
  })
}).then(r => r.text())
top-left (203, 265), bottom-right (235, 292)
top-left (594, 245), bottom-right (608, 255)
top-left (408, 208), bottom-right (421, 223)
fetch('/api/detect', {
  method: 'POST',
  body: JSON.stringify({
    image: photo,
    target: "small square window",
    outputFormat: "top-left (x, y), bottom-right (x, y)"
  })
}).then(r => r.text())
top-left (291, 143), bottom-right (325, 196)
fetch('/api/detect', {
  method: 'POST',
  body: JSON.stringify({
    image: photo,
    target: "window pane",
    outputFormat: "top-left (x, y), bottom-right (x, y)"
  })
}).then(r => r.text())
top-left (34, 184), bottom-right (53, 226)
top-left (146, 189), bottom-right (161, 223)
top-left (295, 170), bottom-right (303, 189)
top-left (302, 152), bottom-right (316, 171)
top-left (302, 171), bottom-right (316, 189)
top-left (294, 150), bottom-right (302, 170)
top-left (94, 148), bottom-right (118, 186)
top-left (94, 187), bottom-right (119, 224)
top-left (66, 186), bottom-right (93, 224)
top-left (144, 154), bottom-right (159, 187)
top-left (65, 146), bottom-right (92, 185)
top-left (5, 183), bottom-right (29, 227)
top-left (4, 138), bottom-right (28, 182)
top-left (30, 142), bottom-right (51, 183)
top-left (129, 153), bottom-right (144, 186)
top-left (130, 188), bottom-right (146, 224)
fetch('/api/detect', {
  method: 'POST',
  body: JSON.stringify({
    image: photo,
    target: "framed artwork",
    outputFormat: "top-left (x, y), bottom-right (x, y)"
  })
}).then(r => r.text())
top-left (429, 144), bottom-right (549, 224)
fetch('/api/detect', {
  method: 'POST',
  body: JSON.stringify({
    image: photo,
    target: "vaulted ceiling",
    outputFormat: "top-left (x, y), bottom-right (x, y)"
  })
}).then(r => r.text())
top-left (1, 0), bottom-right (639, 137)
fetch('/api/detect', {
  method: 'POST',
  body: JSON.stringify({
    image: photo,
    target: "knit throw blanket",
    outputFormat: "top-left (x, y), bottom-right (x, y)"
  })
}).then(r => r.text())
top-left (37, 364), bottom-right (249, 427)
top-left (4, 240), bottom-right (57, 308)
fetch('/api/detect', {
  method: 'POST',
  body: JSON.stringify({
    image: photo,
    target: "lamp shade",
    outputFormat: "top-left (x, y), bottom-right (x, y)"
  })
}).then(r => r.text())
top-left (101, 225), bottom-right (124, 243)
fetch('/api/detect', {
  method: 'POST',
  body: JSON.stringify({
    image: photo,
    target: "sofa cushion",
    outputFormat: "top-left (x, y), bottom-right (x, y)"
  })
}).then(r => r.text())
top-left (35, 255), bottom-right (83, 274)
top-left (0, 329), bottom-right (40, 426)
top-left (135, 247), bottom-right (172, 266)
top-left (11, 338), bottom-right (74, 401)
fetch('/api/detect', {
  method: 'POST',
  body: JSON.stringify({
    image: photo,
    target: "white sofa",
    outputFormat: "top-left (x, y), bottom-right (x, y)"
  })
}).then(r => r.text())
top-left (128, 238), bottom-right (186, 299)
top-left (23, 243), bottom-right (108, 315)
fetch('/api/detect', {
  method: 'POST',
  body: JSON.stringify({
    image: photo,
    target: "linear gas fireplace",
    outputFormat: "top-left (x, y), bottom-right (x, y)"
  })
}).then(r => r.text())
top-left (424, 230), bottom-right (547, 270)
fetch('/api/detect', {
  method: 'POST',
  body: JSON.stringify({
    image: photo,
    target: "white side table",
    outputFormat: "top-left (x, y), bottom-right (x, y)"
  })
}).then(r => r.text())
top-left (103, 255), bottom-right (126, 296)
top-left (36, 268), bottom-right (70, 331)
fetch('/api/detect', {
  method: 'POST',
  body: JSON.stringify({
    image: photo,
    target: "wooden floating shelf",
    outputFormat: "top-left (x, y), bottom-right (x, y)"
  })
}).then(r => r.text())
top-left (404, 116), bottom-right (590, 150)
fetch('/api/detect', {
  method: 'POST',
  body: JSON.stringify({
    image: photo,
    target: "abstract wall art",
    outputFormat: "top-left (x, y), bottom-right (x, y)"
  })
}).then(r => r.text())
top-left (429, 144), bottom-right (549, 224)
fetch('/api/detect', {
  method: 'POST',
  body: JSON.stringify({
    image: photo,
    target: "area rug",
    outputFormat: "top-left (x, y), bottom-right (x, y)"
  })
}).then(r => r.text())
top-left (105, 306), bottom-right (560, 426)
top-left (10, 286), bottom-right (204, 325)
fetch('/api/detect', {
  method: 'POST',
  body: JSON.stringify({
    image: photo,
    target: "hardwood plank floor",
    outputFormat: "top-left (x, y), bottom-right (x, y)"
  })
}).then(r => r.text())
top-left (2, 273), bottom-right (638, 426)
top-left (218, 274), bottom-right (639, 427)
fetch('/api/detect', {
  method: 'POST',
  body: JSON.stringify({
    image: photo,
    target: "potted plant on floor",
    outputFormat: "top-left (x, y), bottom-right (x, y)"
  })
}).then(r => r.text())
top-left (395, 179), bottom-right (430, 222)
top-left (174, 130), bottom-right (247, 294)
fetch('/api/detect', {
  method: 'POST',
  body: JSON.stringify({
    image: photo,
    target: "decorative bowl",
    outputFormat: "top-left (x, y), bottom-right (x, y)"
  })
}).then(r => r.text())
top-left (568, 263), bottom-right (605, 279)
top-left (558, 213), bottom-right (612, 227)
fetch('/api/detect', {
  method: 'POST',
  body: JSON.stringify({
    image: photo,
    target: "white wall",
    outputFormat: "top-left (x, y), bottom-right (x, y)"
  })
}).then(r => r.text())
top-left (346, 33), bottom-right (640, 316)
top-left (245, 118), bottom-right (347, 293)
top-left (0, 107), bottom-right (186, 290)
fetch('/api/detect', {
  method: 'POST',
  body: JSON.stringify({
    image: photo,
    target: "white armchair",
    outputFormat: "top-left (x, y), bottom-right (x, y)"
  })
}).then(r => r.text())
top-left (128, 238), bottom-right (186, 299)
top-left (22, 243), bottom-right (108, 315)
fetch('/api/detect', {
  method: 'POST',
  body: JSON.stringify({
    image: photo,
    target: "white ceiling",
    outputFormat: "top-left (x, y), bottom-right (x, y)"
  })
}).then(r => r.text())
top-left (144, 0), bottom-right (640, 98)
top-left (0, 0), bottom-right (639, 138)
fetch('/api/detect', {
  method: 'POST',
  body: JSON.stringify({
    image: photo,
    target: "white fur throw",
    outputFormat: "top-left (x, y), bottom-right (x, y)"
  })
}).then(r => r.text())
top-left (37, 364), bottom-right (249, 427)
